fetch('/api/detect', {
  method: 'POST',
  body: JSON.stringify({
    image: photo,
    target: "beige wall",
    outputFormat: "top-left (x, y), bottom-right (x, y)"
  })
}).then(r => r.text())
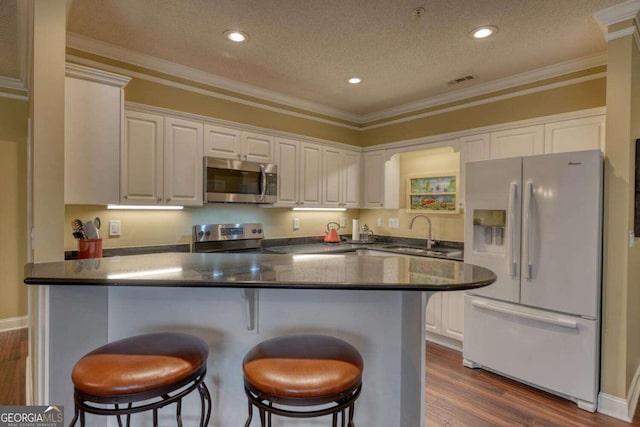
top-left (65, 205), bottom-right (360, 251)
top-left (360, 148), bottom-right (464, 242)
top-left (66, 50), bottom-right (361, 147)
top-left (0, 97), bottom-right (28, 319)
top-left (360, 76), bottom-right (606, 147)
top-left (601, 24), bottom-right (640, 400)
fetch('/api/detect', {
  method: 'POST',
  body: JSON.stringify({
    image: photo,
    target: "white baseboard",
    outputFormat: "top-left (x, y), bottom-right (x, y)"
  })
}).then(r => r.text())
top-left (425, 332), bottom-right (463, 352)
top-left (0, 315), bottom-right (28, 332)
top-left (598, 361), bottom-right (640, 422)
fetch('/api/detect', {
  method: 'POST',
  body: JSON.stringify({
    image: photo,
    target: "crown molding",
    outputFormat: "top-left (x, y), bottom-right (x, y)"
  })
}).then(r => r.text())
top-left (65, 62), bottom-right (131, 87)
top-left (0, 0), bottom-right (31, 92)
top-left (593, 0), bottom-right (640, 32)
top-left (66, 32), bottom-right (361, 123)
top-left (360, 53), bottom-right (607, 124)
top-left (67, 33), bottom-right (607, 126)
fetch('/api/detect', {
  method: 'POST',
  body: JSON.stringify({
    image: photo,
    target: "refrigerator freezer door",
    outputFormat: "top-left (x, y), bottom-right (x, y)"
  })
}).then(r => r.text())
top-left (463, 295), bottom-right (599, 409)
top-left (464, 157), bottom-right (522, 303)
top-left (520, 150), bottom-right (602, 317)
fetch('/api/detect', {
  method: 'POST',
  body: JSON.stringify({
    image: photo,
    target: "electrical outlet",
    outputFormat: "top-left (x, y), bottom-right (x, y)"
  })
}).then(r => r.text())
top-left (109, 220), bottom-right (121, 237)
top-left (293, 218), bottom-right (300, 230)
top-left (339, 217), bottom-right (346, 228)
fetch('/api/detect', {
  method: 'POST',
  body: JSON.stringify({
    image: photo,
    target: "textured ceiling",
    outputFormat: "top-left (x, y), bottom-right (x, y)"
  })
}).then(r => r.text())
top-left (64, 1), bottom-right (631, 118)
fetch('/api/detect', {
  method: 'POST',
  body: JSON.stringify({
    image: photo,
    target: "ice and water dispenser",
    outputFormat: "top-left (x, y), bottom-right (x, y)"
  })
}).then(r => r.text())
top-left (472, 210), bottom-right (506, 253)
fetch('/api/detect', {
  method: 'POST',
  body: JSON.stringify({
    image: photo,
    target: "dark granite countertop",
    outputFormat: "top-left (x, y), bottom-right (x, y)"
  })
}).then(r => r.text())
top-left (25, 252), bottom-right (494, 292)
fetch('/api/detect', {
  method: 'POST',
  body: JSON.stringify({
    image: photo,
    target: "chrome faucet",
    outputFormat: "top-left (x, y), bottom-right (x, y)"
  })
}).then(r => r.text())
top-left (409, 215), bottom-right (433, 249)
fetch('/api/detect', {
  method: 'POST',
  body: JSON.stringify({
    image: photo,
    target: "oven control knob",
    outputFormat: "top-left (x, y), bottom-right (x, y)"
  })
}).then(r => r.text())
top-left (197, 231), bottom-right (204, 239)
top-left (257, 228), bottom-right (263, 234)
top-left (205, 230), bottom-right (211, 237)
top-left (252, 228), bottom-right (257, 234)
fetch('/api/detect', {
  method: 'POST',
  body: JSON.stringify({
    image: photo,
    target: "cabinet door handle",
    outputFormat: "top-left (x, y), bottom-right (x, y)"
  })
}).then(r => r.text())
top-left (157, 197), bottom-right (162, 203)
top-left (123, 195), bottom-right (128, 200)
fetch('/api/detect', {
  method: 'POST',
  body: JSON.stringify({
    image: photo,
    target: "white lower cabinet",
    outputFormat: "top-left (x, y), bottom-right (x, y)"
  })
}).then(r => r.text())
top-left (122, 111), bottom-right (203, 206)
top-left (426, 291), bottom-right (465, 343)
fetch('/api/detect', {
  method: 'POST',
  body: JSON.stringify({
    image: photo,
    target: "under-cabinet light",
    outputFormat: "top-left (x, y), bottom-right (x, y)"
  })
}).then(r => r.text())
top-left (291, 207), bottom-right (347, 212)
top-left (107, 205), bottom-right (184, 210)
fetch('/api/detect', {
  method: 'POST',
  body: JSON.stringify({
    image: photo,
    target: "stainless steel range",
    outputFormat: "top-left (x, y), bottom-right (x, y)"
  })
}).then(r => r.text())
top-left (191, 223), bottom-right (264, 253)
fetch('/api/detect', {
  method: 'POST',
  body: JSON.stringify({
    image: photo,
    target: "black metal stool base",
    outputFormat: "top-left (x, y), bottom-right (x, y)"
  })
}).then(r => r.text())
top-left (69, 370), bottom-right (211, 427)
top-left (243, 382), bottom-right (361, 427)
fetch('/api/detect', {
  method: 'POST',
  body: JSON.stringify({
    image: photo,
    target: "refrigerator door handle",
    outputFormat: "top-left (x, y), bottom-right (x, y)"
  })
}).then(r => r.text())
top-left (524, 181), bottom-right (535, 280)
top-left (507, 182), bottom-right (519, 277)
top-left (471, 299), bottom-right (578, 329)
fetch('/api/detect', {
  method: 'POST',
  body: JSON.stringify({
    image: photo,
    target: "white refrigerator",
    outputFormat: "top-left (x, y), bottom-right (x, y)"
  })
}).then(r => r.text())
top-left (462, 149), bottom-right (603, 412)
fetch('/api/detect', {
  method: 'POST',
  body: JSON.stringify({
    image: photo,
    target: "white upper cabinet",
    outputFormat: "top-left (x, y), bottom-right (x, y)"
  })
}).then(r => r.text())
top-left (163, 117), bottom-right (204, 206)
top-left (122, 111), bottom-right (164, 205)
top-left (204, 125), bottom-right (274, 163)
top-left (275, 138), bottom-right (322, 207)
top-left (122, 111), bottom-right (203, 206)
top-left (489, 125), bottom-right (544, 159)
top-left (361, 150), bottom-right (399, 209)
top-left (322, 147), bottom-right (361, 208)
top-left (64, 64), bottom-right (130, 205)
top-left (544, 116), bottom-right (605, 153)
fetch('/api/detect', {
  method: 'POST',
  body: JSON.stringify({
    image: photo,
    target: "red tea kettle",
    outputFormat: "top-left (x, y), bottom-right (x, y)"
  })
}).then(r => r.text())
top-left (324, 222), bottom-right (341, 243)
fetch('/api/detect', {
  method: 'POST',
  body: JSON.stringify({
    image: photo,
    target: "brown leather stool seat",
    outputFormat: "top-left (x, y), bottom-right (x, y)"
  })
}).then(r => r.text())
top-left (243, 334), bottom-right (363, 427)
top-left (69, 332), bottom-right (211, 427)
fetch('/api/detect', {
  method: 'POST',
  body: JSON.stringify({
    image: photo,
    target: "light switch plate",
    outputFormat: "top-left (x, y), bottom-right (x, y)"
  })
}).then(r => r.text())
top-left (339, 217), bottom-right (346, 228)
top-left (388, 218), bottom-right (400, 228)
top-left (293, 218), bottom-right (300, 230)
top-left (109, 220), bottom-right (121, 237)
top-left (377, 217), bottom-right (382, 227)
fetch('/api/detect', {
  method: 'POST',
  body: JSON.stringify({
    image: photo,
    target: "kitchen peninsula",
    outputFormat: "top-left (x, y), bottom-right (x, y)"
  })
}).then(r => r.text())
top-left (25, 252), bottom-right (495, 427)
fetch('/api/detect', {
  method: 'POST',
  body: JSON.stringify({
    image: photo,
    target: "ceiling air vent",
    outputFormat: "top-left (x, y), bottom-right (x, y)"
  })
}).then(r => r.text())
top-left (447, 74), bottom-right (477, 86)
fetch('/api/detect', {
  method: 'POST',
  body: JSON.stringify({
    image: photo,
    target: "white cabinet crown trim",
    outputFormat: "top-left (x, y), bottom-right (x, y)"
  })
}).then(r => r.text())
top-left (363, 107), bottom-right (606, 157)
top-left (125, 101), bottom-right (360, 152)
top-left (66, 62), bottom-right (131, 87)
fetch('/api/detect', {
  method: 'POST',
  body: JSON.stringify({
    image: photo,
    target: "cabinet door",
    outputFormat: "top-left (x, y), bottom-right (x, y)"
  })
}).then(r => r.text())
top-left (203, 124), bottom-right (241, 160)
top-left (122, 111), bottom-right (164, 204)
top-left (299, 142), bottom-right (322, 207)
top-left (164, 117), bottom-right (203, 206)
top-left (544, 116), bottom-right (605, 154)
top-left (342, 150), bottom-right (361, 208)
top-left (425, 293), bottom-right (442, 334)
top-left (275, 138), bottom-right (299, 206)
top-left (65, 76), bottom-right (122, 205)
top-left (322, 146), bottom-right (342, 207)
top-left (362, 150), bottom-right (386, 208)
top-left (490, 125), bottom-right (544, 159)
top-left (459, 134), bottom-right (490, 210)
top-left (242, 131), bottom-right (274, 163)
top-left (441, 291), bottom-right (465, 341)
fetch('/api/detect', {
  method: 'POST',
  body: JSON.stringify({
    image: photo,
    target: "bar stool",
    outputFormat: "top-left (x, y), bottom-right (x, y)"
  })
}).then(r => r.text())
top-left (242, 334), bottom-right (363, 427)
top-left (69, 332), bottom-right (212, 427)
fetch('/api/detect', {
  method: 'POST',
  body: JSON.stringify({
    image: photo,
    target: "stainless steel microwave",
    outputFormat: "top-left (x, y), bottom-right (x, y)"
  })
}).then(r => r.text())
top-left (204, 157), bottom-right (277, 204)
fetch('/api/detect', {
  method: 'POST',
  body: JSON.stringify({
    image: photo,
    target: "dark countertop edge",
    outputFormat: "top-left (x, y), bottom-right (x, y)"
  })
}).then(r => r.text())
top-left (23, 277), bottom-right (495, 292)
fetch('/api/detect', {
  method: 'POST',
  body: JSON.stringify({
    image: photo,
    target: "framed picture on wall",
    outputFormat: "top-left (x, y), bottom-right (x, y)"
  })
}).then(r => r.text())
top-left (406, 172), bottom-right (459, 213)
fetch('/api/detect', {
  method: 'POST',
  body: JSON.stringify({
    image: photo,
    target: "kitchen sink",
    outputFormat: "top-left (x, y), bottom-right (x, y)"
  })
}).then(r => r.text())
top-left (381, 244), bottom-right (462, 258)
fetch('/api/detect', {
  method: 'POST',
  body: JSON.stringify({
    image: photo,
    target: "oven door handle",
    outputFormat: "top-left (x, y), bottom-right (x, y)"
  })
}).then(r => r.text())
top-left (259, 164), bottom-right (267, 202)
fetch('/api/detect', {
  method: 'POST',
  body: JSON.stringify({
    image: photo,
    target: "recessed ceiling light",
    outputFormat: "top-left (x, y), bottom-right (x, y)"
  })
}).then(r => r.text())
top-left (223, 30), bottom-right (249, 43)
top-left (470, 25), bottom-right (498, 39)
top-left (348, 77), bottom-right (362, 84)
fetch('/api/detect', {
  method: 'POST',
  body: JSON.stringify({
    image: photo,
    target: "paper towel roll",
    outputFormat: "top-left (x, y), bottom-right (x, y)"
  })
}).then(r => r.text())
top-left (352, 219), bottom-right (360, 241)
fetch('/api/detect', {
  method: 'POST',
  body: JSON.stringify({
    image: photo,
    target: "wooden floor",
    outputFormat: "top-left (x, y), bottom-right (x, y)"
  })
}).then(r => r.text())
top-left (426, 342), bottom-right (640, 426)
top-left (0, 328), bottom-right (27, 406)
top-left (1, 330), bottom-right (639, 425)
